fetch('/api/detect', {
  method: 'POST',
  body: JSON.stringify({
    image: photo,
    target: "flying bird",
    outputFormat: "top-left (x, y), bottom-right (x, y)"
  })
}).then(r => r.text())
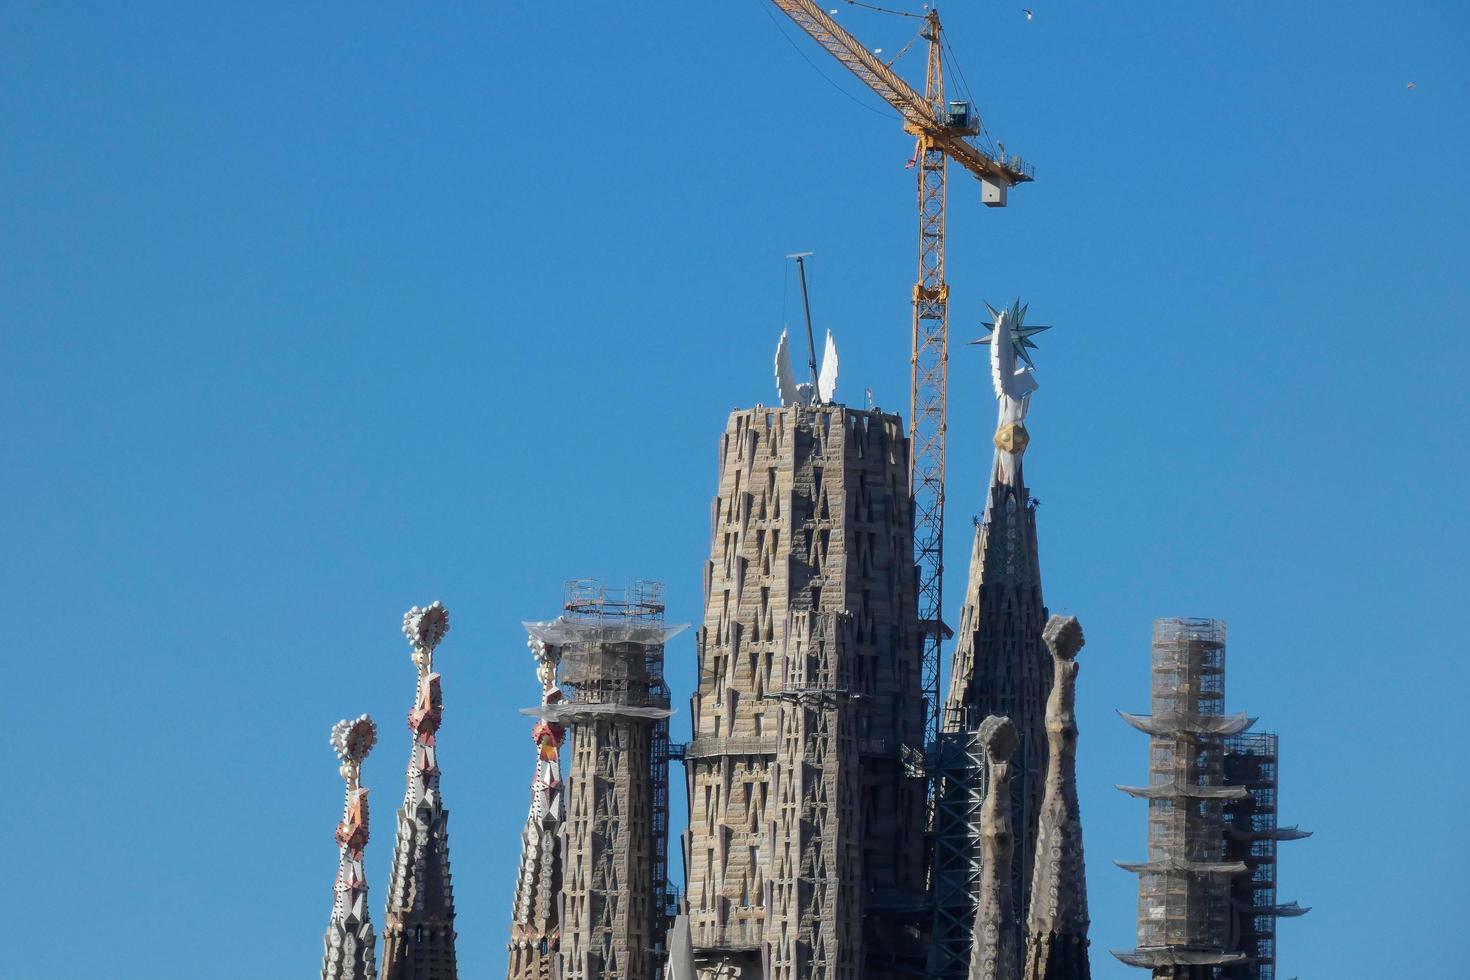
top-left (1024, 8), bottom-right (1034, 20)
top-left (1406, 81), bottom-right (1416, 89)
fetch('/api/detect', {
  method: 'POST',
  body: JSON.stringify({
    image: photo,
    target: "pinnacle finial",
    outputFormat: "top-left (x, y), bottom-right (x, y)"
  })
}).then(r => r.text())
top-left (402, 600), bottom-right (450, 674)
top-left (1042, 615), bottom-right (1084, 661)
top-left (330, 714), bottom-right (378, 788)
top-left (978, 713), bottom-right (1019, 762)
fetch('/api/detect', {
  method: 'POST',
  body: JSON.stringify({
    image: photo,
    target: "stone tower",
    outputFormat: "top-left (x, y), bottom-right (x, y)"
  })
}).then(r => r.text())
top-left (381, 602), bottom-right (459, 980)
top-left (943, 302), bottom-right (1055, 951)
top-left (684, 395), bottom-right (926, 980)
top-left (1114, 618), bottom-right (1251, 979)
top-left (323, 715), bottom-right (380, 980)
top-left (1023, 616), bottom-right (1092, 980)
top-left (506, 630), bottom-right (568, 980)
top-left (527, 582), bottom-right (684, 980)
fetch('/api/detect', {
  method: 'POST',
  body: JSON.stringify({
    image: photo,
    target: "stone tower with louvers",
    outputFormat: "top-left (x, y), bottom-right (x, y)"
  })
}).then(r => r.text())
top-left (684, 338), bottom-right (927, 980)
top-left (944, 302), bottom-right (1055, 950)
top-left (380, 602), bottom-right (459, 980)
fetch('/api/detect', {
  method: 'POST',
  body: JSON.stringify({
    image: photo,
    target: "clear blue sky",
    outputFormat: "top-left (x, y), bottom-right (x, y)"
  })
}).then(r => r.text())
top-left (3, 3), bottom-right (1466, 978)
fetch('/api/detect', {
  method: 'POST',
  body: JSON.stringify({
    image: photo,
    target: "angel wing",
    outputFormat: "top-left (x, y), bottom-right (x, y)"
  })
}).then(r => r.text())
top-left (817, 330), bottom-right (839, 404)
top-left (774, 329), bottom-right (802, 407)
top-left (989, 309), bottom-right (1038, 402)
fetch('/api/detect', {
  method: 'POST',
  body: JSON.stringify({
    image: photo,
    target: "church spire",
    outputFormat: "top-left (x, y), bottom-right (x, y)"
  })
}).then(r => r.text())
top-left (323, 715), bottom-right (380, 980)
top-left (968, 715), bottom-right (1022, 980)
top-left (944, 301), bottom-right (1054, 938)
top-left (505, 627), bottom-right (566, 980)
top-left (380, 602), bottom-right (459, 980)
top-left (1024, 616), bottom-right (1092, 980)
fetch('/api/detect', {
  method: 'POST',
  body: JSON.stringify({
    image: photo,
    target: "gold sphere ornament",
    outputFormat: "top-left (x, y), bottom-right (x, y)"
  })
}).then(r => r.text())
top-left (994, 422), bottom-right (1030, 454)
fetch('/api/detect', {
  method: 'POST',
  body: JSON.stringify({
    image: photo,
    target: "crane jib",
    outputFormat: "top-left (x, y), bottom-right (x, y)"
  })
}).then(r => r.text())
top-left (770, 0), bottom-right (1029, 187)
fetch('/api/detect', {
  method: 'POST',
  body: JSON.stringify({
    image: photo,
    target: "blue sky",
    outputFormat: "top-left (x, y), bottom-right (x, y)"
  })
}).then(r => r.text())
top-left (2, 3), bottom-right (1466, 977)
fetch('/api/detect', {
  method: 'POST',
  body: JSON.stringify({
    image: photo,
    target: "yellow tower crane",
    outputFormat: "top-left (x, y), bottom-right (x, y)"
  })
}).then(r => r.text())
top-left (768, 1), bottom-right (1033, 759)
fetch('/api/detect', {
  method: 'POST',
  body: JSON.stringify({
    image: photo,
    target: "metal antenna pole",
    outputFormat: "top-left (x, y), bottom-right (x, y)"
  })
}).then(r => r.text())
top-left (788, 251), bottom-right (819, 393)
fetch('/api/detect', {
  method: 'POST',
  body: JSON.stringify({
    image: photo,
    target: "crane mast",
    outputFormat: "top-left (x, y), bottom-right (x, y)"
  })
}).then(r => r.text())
top-left (911, 12), bottom-right (949, 763)
top-left (768, 0), bottom-right (1032, 772)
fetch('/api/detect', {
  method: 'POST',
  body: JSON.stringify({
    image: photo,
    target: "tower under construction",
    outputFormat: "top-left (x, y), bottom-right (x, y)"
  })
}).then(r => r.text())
top-left (524, 581), bottom-right (685, 980)
top-left (1115, 618), bottom-right (1247, 978)
top-left (682, 353), bottom-right (927, 979)
top-left (1219, 733), bottom-right (1311, 980)
top-left (1115, 618), bottom-right (1309, 979)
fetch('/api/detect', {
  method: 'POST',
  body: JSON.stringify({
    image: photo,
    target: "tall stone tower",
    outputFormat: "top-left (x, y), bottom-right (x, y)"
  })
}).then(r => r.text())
top-left (323, 715), bottom-right (380, 980)
top-left (527, 582), bottom-right (684, 980)
top-left (684, 384), bottom-right (927, 979)
top-left (381, 602), bottom-right (459, 980)
top-left (1114, 618), bottom-right (1251, 979)
top-left (505, 629), bottom-right (568, 980)
top-left (942, 302), bottom-right (1054, 954)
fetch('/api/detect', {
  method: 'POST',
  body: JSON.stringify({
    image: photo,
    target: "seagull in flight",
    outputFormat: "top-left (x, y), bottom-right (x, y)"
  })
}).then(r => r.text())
top-left (1024, 8), bottom-right (1034, 20)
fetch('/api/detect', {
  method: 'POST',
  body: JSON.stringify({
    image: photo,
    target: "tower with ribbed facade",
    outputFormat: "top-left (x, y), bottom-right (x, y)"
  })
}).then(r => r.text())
top-left (941, 302), bottom-right (1054, 962)
top-left (381, 602), bottom-right (459, 980)
top-left (323, 715), bottom-right (380, 980)
top-left (684, 338), bottom-right (927, 980)
top-left (527, 581), bottom-right (684, 980)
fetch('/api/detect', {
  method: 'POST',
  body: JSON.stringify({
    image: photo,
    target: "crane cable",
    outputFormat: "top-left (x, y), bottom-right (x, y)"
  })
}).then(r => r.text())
top-left (753, 0), bottom-right (898, 121)
top-left (842, 0), bottom-right (923, 19)
top-left (941, 28), bottom-right (1003, 158)
top-left (883, 24), bottom-right (927, 70)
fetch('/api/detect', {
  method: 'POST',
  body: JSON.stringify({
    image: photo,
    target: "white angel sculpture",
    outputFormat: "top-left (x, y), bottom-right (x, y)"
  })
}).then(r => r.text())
top-left (774, 328), bottom-right (839, 407)
top-left (974, 300), bottom-right (1049, 482)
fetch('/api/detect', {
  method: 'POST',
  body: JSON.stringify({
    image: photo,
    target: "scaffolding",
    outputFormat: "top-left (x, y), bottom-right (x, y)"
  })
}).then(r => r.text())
top-left (1115, 618), bottom-right (1249, 973)
top-left (529, 580), bottom-right (688, 980)
top-left (1220, 732), bottom-right (1311, 980)
top-left (924, 728), bottom-right (992, 980)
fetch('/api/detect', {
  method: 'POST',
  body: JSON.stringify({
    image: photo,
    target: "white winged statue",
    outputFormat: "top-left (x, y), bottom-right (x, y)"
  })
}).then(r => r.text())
top-left (774, 328), bottom-right (839, 407)
top-left (973, 299), bottom-right (1049, 482)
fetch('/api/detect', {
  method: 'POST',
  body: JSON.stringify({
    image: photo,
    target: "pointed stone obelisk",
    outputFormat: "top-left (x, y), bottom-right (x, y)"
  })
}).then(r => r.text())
top-left (1024, 616), bottom-right (1091, 980)
top-left (969, 715), bottom-right (1021, 980)
top-left (380, 602), bottom-right (459, 980)
top-left (324, 715), bottom-right (380, 980)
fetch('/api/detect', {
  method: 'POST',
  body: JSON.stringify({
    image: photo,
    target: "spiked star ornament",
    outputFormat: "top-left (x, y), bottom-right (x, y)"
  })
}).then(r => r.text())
top-left (971, 299), bottom-right (1051, 367)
